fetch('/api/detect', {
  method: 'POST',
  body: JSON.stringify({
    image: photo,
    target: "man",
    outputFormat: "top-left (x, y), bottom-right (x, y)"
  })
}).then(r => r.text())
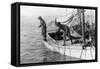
top-left (38, 16), bottom-right (47, 41)
top-left (55, 19), bottom-right (73, 46)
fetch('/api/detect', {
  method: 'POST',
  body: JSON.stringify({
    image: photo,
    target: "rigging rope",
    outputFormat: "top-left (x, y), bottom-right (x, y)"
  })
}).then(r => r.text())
top-left (61, 14), bottom-right (74, 24)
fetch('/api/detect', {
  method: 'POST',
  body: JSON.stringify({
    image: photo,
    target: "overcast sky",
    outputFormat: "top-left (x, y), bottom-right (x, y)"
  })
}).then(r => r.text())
top-left (20, 6), bottom-right (76, 17)
top-left (20, 5), bottom-right (95, 25)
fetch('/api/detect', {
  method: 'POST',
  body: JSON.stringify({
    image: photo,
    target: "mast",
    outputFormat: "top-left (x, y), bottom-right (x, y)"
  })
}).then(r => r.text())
top-left (91, 10), bottom-right (94, 34)
top-left (77, 9), bottom-right (82, 35)
top-left (81, 9), bottom-right (86, 45)
top-left (80, 9), bottom-right (86, 59)
top-left (78, 9), bottom-right (85, 44)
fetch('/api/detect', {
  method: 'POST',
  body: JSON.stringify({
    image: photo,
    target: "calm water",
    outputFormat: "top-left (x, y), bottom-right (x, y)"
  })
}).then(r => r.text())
top-left (20, 17), bottom-right (45, 64)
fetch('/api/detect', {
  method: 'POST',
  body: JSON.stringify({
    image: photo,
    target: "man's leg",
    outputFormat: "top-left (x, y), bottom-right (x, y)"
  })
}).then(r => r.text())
top-left (44, 29), bottom-right (47, 41)
top-left (70, 34), bottom-right (73, 44)
top-left (42, 29), bottom-right (45, 41)
top-left (63, 32), bottom-right (66, 46)
top-left (67, 32), bottom-right (73, 44)
top-left (44, 34), bottom-right (47, 41)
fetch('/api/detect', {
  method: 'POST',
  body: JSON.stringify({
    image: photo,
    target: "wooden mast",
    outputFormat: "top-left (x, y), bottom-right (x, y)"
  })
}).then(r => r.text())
top-left (77, 9), bottom-right (82, 35)
top-left (81, 9), bottom-right (86, 45)
top-left (79, 9), bottom-right (86, 59)
top-left (78, 9), bottom-right (85, 44)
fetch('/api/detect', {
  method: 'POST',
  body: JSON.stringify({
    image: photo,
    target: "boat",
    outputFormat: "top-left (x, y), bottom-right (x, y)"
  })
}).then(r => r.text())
top-left (43, 31), bottom-right (95, 60)
top-left (42, 9), bottom-right (95, 60)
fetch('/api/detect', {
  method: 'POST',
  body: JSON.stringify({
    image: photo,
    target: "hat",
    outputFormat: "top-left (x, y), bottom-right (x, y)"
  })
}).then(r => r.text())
top-left (38, 16), bottom-right (42, 19)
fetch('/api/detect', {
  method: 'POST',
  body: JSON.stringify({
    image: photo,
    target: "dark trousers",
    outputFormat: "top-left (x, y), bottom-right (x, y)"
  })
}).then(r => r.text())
top-left (63, 31), bottom-right (73, 46)
top-left (42, 28), bottom-right (47, 41)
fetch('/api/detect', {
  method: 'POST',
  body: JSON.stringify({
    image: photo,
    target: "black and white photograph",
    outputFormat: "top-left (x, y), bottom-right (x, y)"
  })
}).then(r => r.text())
top-left (20, 4), bottom-right (97, 64)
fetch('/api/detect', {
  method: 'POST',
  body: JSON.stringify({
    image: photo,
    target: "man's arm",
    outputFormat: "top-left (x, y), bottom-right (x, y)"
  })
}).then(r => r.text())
top-left (38, 21), bottom-right (42, 28)
top-left (38, 24), bottom-right (42, 28)
top-left (56, 28), bottom-right (61, 33)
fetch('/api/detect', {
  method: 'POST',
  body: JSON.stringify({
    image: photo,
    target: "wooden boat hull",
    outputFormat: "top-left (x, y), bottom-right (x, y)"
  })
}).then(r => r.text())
top-left (43, 33), bottom-right (95, 60)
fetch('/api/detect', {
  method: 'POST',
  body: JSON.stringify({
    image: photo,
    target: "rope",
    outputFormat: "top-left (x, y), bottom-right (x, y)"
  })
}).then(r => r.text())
top-left (80, 47), bottom-right (84, 59)
top-left (68, 45), bottom-right (71, 60)
top-left (90, 45), bottom-right (93, 59)
top-left (85, 48), bottom-right (86, 59)
top-left (61, 15), bottom-right (74, 24)
top-left (47, 20), bottom-right (55, 27)
top-left (64, 46), bottom-right (66, 60)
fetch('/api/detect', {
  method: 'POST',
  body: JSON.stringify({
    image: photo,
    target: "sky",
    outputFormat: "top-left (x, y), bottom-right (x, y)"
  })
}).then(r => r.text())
top-left (21, 6), bottom-right (66, 17)
top-left (20, 5), bottom-right (77, 19)
top-left (20, 5), bottom-right (95, 25)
